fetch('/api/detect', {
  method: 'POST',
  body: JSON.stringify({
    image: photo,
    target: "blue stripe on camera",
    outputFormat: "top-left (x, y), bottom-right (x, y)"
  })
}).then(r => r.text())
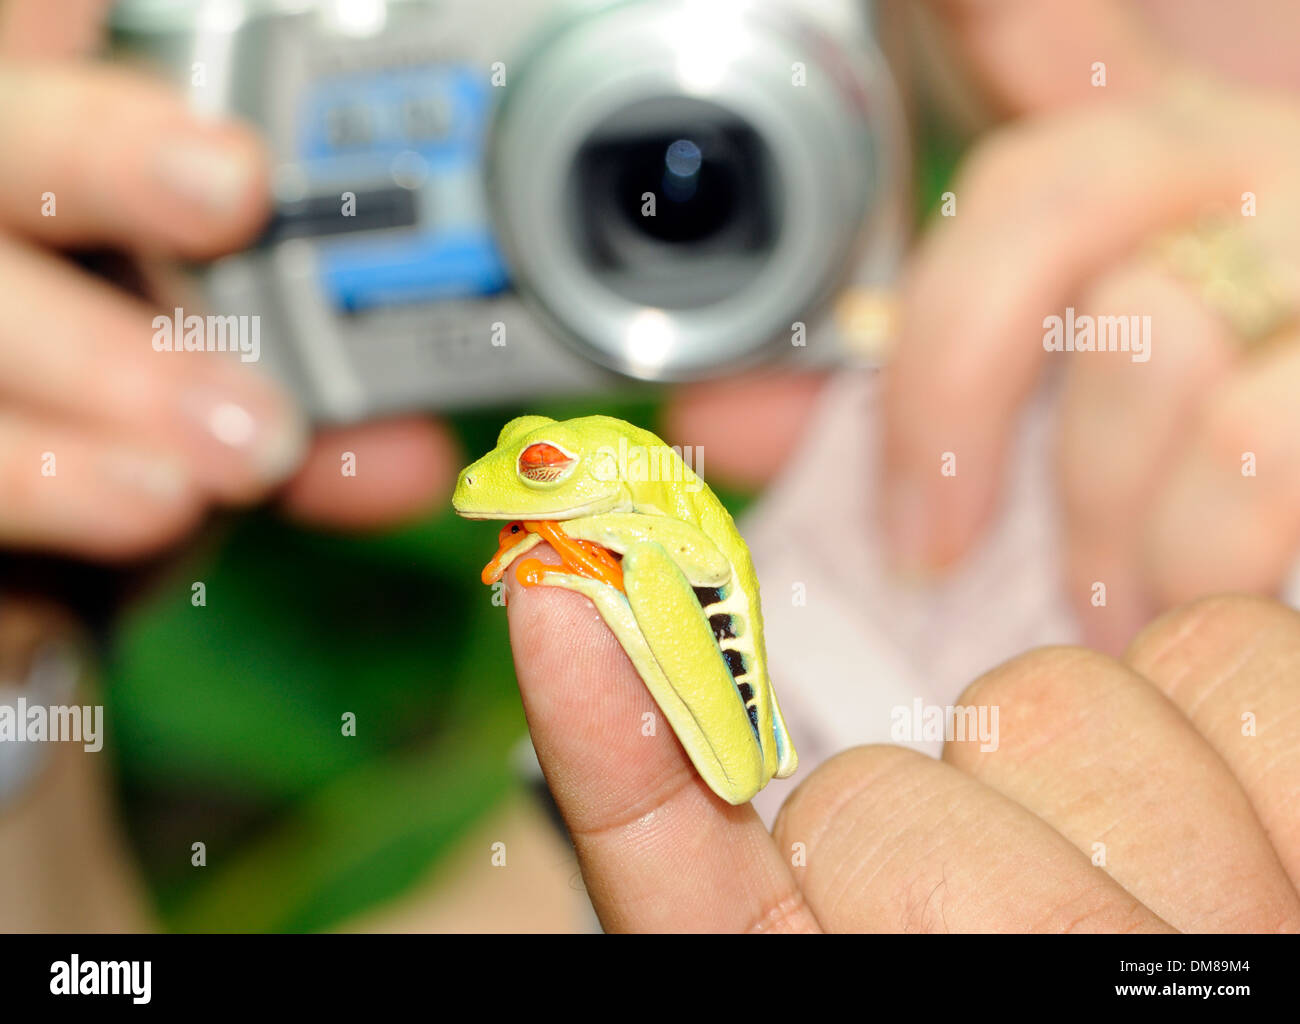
top-left (296, 64), bottom-right (509, 309)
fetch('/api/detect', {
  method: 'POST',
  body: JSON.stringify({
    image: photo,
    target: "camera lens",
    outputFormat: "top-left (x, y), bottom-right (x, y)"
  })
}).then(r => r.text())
top-left (609, 133), bottom-right (731, 245)
top-left (572, 99), bottom-right (777, 309)
top-left (487, 0), bottom-right (890, 379)
top-left (597, 124), bottom-right (765, 250)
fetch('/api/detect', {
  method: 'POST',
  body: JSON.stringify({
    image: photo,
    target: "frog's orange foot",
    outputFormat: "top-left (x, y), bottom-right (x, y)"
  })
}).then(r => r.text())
top-left (481, 520), bottom-right (531, 585)
top-left (515, 558), bottom-right (550, 587)
top-left (514, 550), bottom-right (624, 592)
top-left (526, 520), bottom-right (625, 592)
top-left (481, 519), bottom-right (625, 592)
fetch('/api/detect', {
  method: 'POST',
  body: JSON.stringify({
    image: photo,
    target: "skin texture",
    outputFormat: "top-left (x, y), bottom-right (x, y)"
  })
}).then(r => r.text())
top-left (454, 415), bottom-right (796, 804)
top-left (506, 580), bottom-right (1300, 933)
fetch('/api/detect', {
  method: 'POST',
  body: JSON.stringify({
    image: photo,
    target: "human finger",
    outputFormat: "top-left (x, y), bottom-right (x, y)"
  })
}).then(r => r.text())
top-left (1125, 595), bottom-right (1300, 893)
top-left (1142, 337), bottom-right (1300, 605)
top-left (943, 646), bottom-right (1300, 931)
top-left (1056, 261), bottom-right (1236, 651)
top-left (0, 65), bottom-right (269, 257)
top-left (0, 411), bottom-right (204, 560)
top-left (279, 418), bottom-right (460, 528)
top-left (503, 546), bottom-right (818, 932)
top-left (881, 99), bottom-right (1245, 572)
top-left (0, 235), bottom-right (306, 502)
top-left (773, 744), bottom-right (1171, 932)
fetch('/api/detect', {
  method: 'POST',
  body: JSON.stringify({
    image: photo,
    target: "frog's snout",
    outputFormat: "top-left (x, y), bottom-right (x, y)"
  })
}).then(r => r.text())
top-left (451, 470), bottom-right (476, 514)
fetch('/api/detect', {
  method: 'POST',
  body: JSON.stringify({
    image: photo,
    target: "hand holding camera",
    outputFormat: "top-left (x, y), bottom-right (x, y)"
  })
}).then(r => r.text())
top-left (0, 1), bottom-right (460, 558)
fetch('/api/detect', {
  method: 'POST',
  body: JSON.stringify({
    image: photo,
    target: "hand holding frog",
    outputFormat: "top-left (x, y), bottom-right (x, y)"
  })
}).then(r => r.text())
top-left (505, 583), bottom-right (1300, 933)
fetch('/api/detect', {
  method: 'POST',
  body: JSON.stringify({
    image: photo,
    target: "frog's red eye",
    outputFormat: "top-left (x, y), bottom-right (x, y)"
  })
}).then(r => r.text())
top-left (518, 442), bottom-right (576, 483)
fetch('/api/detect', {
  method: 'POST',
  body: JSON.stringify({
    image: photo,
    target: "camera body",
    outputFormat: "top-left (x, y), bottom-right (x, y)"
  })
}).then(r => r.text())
top-left (112, 0), bottom-right (909, 421)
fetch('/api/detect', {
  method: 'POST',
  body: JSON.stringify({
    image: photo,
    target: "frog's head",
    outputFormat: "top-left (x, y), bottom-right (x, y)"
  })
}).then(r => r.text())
top-left (452, 415), bottom-right (629, 520)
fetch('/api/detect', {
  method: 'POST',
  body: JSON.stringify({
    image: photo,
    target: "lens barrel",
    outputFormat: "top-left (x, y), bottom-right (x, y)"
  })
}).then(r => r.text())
top-left (488, 0), bottom-right (893, 379)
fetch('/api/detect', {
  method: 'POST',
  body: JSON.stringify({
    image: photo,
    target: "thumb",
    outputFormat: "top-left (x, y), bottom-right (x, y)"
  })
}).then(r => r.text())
top-left (503, 543), bottom-right (819, 933)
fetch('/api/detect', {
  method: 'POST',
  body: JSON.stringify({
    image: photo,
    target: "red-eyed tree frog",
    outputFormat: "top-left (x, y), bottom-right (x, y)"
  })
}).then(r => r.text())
top-left (453, 414), bottom-right (798, 805)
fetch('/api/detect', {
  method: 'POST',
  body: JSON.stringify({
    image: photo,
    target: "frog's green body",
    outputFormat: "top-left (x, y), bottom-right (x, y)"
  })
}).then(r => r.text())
top-left (453, 414), bottom-right (797, 804)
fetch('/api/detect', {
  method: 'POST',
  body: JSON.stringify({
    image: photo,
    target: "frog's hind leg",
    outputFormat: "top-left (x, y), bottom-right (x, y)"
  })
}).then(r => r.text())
top-left (620, 541), bottom-right (765, 804)
top-left (531, 543), bottom-right (764, 805)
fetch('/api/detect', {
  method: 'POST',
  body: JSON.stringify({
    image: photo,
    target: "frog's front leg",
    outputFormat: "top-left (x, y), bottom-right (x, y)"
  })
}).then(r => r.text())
top-left (525, 539), bottom-right (765, 805)
top-left (557, 512), bottom-right (732, 588)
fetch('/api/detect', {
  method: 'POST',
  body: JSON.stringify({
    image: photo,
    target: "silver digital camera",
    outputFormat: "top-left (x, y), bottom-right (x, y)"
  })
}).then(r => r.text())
top-left (112, 0), bottom-right (909, 421)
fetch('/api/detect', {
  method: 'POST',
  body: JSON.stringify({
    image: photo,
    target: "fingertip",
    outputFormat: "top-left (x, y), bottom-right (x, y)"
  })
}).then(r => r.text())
top-left (3, 66), bottom-right (272, 255)
top-left (149, 116), bottom-right (273, 259)
top-left (503, 546), bottom-right (634, 722)
top-left (0, 421), bottom-right (210, 562)
top-left (663, 371), bottom-right (825, 488)
top-left (877, 429), bottom-right (1000, 576)
top-left (279, 417), bottom-right (459, 528)
top-left (489, 534), bottom-right (810, 932)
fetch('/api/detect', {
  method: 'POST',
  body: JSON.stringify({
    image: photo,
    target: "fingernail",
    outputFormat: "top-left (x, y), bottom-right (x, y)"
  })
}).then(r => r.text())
top-left (883, 476), bottom-right (934, 575)
top-left (99, 447), bottom-right (190, 502)
top-left (179, 376), bottom-right (308, 492)
top-left (153, 134), bottom-right (258, 213)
